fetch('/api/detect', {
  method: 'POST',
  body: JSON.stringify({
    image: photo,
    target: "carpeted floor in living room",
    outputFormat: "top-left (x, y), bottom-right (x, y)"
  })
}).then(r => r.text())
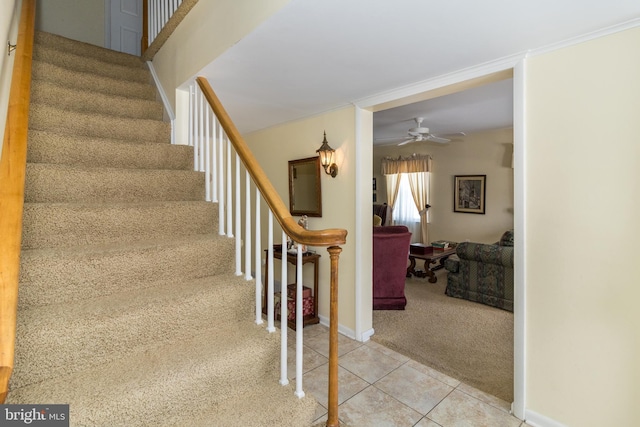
top-left (372, 268), bottom-right (514, 403)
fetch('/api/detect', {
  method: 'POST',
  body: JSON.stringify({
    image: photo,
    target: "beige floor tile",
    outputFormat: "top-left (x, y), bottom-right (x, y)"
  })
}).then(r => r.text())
top-left (427, 389), bottom-right (521, 427)
top-left (414, 418), bottom-right (444, 427)
top-left (339, 345), bottom-right (404, 383)
top-left (312, 401), bottom-right (328, 423)
top-left (304, 329), bottom-right (363, 358)
top-left (374, 364), bottom-right (454, 415)
top-left (287, 346), bottom-right (328, 380)
top-left (405, 359), bottom-right (461, 388)
top-left (303, 364), bottom-right (369, 407)
top-left (338, 386), bottom-right (423, 427)
top-left (364, 340), bottom-right (411, 363)
top-left (457, 382), bottom-right (512, 413)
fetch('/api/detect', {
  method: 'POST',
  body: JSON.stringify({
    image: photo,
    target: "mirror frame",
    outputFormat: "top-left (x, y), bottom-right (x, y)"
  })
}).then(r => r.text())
top-left (288, 156), bottom-right (322, 217)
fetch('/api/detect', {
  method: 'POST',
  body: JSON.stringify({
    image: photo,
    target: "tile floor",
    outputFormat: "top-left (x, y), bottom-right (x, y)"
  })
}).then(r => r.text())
top-left (284, 323), bottom-right (530, 427)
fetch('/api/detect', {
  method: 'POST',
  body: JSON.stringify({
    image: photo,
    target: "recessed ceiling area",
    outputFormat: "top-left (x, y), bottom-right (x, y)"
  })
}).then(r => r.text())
top-left (372, 79), bottom-right (514, 146)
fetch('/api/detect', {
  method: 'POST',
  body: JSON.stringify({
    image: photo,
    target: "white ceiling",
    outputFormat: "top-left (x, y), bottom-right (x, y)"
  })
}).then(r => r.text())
top-left (199, 0), bottom-right (640, 140)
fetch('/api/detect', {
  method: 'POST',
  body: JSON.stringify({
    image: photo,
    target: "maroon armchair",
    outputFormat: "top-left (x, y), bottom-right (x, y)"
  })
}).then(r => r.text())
top-left (373, 225), bottom-right (412, 310)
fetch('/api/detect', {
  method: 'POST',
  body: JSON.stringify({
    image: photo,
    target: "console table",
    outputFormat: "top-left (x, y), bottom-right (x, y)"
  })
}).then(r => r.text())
top-left (406, 244), bottom-right (456, 283)
top-left (263, 244), bottom-right (320, 330)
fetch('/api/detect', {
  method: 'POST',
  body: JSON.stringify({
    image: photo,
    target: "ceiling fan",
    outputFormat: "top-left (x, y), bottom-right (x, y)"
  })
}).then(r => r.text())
top-left (377, 117), bottom-right (457, 146)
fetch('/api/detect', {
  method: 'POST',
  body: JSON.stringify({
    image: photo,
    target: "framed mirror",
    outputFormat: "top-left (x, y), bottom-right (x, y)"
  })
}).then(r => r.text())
top-left (288, 156), bottom-right (322, 217)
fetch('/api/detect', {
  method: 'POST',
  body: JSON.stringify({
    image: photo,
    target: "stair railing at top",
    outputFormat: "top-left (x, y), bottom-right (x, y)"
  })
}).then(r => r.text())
top-left (0, 0), bottom-right (36, 404)
top-left (192, 77), bottom-right (347, 427)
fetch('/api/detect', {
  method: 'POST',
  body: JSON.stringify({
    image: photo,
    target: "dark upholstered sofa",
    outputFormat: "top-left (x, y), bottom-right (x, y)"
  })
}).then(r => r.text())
top-left (444, 230), bottom-right (514, 311)
top-left (373, 225), bottom-right (411, 310)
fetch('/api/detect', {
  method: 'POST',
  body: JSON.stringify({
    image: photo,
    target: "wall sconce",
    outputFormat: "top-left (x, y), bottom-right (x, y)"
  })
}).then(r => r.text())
top-left (316, 131), bottom-right (338, 178)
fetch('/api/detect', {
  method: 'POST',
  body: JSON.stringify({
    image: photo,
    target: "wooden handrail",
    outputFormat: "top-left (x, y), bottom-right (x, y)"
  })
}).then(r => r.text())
top-left (196, 77), bottom-right (347, 248)
top-left (0, 0), bottom-right (36, 404)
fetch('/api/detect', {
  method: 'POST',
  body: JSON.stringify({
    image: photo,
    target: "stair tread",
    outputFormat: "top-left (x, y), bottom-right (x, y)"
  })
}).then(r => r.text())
top-left (32, 60), bottom-right (157, 101)
top-left (22, 200), bottom-right (216, 249)
top-left (8, 322), bottom-right (290, 426)
top-left (35, 31), bottom-right (147, 69)
top-left (29, 103), bottom-right (170, 143)
top-left (30, 79), bottom-right (163, 120)
top-left (13, 274), bottom-right (255, 388)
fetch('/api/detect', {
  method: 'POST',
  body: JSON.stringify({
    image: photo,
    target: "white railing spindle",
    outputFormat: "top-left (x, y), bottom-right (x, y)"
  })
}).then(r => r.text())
top-left (295, 244), bottom-right (305, 398)
top-left (217, 126), bottom-right (224, 235)
top-left (225, 138), bottom-right (233, 237)
top-left (234, 153), bottom-right (241, 275)
top-left (266, 212), bottom-right (275, 333)
top-left (254, 189), bottom-right (262, 325)
top-left (280, 230), bottom-right (289, 386)
top-left (245, 170), bottom-right (252, 280)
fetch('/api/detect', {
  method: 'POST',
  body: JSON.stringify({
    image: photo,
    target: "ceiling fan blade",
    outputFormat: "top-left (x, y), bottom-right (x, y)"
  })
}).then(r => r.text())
top-left (397, 138), bottom-right (415, 146)
top-left (375, 136), bottom-right (410, 142)
top-left (426, 134), bottom-right (451, 144)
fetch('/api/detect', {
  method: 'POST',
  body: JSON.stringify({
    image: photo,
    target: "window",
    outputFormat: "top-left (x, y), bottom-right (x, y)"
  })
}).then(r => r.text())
top-left (394, 174), bottom-right (422, 242)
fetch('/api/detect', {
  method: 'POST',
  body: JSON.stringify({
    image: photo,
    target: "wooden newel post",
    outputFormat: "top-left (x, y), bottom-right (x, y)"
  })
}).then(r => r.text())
top-left (326, 246), bottom-right (342, 427)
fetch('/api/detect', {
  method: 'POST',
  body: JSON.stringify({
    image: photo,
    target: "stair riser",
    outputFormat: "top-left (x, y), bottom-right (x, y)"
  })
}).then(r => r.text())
top-left (34, 31), bottom-right (147, 69)
top-left (33, 45), bottom-right (150, 84)
top-left (27, 130), bottom-right (193, 170)
top-left (12, 278), bottom-right (256, 388)
top-left (32, 61), bottom-right (157, 101)
top-left (19, 236), bottom-right (235, 308)
top-left (29, 104), bottom-right (170, 143)
top-left (31, 80), bottom-right (164, 121)
top-left (25, 164), bottom-right (204, 203)
top-left (22, 202), bottom-right (216, 249)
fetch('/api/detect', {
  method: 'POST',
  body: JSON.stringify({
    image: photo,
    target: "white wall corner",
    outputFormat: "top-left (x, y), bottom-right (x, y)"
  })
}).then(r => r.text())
top-left (318, 314), bottom-right (356, 340)
top-left (146, 60), bottom-right (176, 143)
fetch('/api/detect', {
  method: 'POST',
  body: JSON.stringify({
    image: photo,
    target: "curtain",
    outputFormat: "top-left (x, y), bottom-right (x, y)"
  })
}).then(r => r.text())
top-left (384, 174), bottom-right (400, 224)
top-left (382, 154), bottom-right (432, 243)
top-left (407, 172), bottom-right (430, 243)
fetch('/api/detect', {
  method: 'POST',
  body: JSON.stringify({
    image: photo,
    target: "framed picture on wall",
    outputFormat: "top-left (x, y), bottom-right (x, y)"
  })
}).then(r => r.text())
top-left (454, 175), bottom-right (486, 214)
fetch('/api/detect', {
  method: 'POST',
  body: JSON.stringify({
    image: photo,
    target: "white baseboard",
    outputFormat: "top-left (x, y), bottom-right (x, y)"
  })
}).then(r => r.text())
top-left (525, 409), bottom-right (567, 427)
top-left (318, 315), bottom-right (356, 340)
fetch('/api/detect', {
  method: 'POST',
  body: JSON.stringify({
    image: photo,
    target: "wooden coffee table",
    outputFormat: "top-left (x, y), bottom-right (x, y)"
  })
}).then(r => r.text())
top-left (406, 244), bottom-right (456, 283)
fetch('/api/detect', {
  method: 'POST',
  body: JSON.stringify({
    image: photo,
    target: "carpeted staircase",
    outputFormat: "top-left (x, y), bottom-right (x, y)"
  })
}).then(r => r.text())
top-left (7, 31), bottom-right (317, 426)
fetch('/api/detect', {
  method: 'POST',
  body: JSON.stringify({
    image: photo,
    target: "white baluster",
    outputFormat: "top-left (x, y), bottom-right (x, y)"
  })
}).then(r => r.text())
top-left (280, 230), bottom-right (289, 386)
top-left (226, 137), bottom-right (233, 237)
top-left (245, 170), bottom-right (253, 280)
top-left (218, 126), bottom-right (224, 235)
top-left (235, 153), bottom-right (242, 275)
top-left (295, 244), bottom-right (304, 398)
top-left (198, 86), bottom-right (204, 172)
top-left (204, 96), bottom-right (210, 201)
top-left (188, 84), bottom-right (193, 149)
top-left (193, 87), bottom-right (200, 170)
top-left (266, 212), bottom-right (275, 333)
top-left (255, 189), bottom-right (262, 325)
top-left (211, 111), bottom-right (218, 203)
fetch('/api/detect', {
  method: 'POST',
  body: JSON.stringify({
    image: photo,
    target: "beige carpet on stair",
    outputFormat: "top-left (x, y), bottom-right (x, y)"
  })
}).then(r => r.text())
top-left (372, 269), bottom-right (514, 402)
top-left (8, 30), bottom-right (317, 426)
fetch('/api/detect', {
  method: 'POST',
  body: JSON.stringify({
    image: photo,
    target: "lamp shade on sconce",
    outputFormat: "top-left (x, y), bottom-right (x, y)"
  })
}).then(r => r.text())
top-left (316, 131), bottom-right (338, 178)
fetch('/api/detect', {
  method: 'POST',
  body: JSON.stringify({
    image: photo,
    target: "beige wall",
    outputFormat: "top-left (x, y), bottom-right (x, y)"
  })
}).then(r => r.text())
top-left (35, 0), bottom-right (105, 47)
top-left (525, 27), bottom-right (640, 426)
top-left (244, 107), bottom-right (358, 333)
top-left (373, 128), bottom-right (514, 244)
top-left (152, 0), bottom-right (291, 111)
top-left (0, 0), bottom-right (21, 156)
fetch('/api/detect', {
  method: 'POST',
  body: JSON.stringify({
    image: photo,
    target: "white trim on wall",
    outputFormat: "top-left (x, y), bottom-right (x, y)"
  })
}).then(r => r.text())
top-left (146, 60), bottom-right (176, 144)
top-left (512, 54), bottom-right (528, 421)
top-left (525, 410), bottom-right (567, 427)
